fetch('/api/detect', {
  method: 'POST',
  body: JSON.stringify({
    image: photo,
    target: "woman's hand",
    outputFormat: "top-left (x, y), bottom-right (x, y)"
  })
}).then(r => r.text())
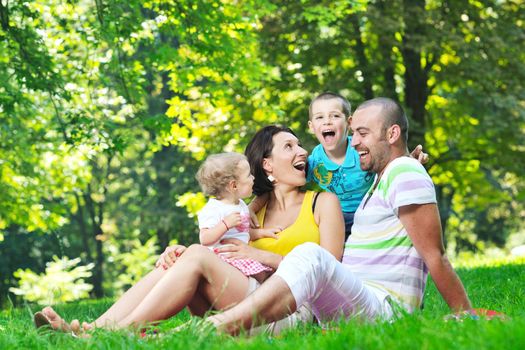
top-left (155, 244), bottom-right (187, 270)
top-left (249, 227), bottom-right (281, 241)
top-left (214, 238), bottom-right (262, 261)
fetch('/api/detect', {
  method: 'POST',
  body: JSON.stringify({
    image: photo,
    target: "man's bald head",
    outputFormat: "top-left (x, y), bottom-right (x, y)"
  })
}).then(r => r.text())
top-left (354, 98), bottom-right (409, 145)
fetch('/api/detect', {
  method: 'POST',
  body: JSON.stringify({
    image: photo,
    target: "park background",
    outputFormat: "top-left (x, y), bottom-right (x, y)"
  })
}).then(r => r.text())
top-left (0, 0), bottom-right (524, 309)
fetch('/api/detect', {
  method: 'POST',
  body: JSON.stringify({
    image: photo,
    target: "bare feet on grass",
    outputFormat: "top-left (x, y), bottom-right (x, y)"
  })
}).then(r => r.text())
top-left (35, 306), bottom-right (91, 337)
top-left (34, 306), bottom-right (72, 332)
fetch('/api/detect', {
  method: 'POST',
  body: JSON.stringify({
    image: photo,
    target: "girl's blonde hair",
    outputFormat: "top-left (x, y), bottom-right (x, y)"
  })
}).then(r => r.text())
top-left (196, 152), bottom-right (247, 198)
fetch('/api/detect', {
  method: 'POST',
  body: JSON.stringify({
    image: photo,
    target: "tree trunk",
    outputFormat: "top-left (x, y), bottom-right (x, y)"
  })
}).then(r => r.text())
top-left (152, 145), bottom-right (173, 250)
top-left (348, 14), bottom-right (374, 100)
top-left (373, 0), bottom-right (398, 99)
top-left (73, 193), bottom-right (92, 262)
top-left (401, 0), bottom-right (428, 149)
top-left (435, 184), bottom-right (454, 247)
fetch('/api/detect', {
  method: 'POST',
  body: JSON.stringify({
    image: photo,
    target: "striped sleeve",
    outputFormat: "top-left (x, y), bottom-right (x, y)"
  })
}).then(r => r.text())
top-left (383, 159), bottom-right (436, 211)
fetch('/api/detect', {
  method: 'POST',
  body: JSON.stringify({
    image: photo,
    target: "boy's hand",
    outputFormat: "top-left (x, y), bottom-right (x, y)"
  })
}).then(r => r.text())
top-left (410, 144), bottom-right (429, 164)
top-left (223, 211), bottom-right (241, 230)
top-left (249, 207), bottom-right (260, 228)
top-left (249, 227), bottom-right (282, 241)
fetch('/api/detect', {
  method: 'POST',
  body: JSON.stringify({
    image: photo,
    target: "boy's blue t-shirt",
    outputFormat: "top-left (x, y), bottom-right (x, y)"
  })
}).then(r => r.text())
top-left (307, 136), bottom-right (374, 214)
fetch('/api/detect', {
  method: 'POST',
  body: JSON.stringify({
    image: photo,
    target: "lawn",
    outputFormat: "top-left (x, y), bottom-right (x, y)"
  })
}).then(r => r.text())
top-left (1, 256), bottom-right (524, 350)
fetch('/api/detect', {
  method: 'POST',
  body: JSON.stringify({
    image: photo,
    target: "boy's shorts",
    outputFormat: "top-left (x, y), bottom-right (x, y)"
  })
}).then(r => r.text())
top-left (343, 211), bottom-right (355, 240)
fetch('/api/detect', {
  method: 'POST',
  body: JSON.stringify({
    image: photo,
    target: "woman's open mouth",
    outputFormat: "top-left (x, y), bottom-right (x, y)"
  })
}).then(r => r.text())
top-left (293, 161), bottom-right (306, 171)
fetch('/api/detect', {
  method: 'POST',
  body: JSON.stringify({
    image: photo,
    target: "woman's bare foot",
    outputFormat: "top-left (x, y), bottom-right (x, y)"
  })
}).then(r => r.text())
top-left (35, 306), bottom-right (72, 332)
top-left (82, 321), bottom-right (93, 332)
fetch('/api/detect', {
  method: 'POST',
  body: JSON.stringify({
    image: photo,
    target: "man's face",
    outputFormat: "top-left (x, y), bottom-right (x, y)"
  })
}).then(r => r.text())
top-left (350, 105), bottom-right (390, 173)
top-left (308, 98), bottom-right (350, 154)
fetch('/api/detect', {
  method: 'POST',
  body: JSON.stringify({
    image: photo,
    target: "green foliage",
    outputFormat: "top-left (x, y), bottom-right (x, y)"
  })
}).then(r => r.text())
top-left (104, 237), bottom-right (159, 296)
top-left (9, 256), bottom-right (93, 305)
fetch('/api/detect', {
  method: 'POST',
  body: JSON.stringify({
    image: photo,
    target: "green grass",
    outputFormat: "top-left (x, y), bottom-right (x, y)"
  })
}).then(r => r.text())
top-left (1, 257), bottom-right (524, 349)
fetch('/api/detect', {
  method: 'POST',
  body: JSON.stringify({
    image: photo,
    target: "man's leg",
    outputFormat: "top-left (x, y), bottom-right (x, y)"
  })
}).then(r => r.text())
top-left (208, 274), bottom-right (296, 335)
top-left (209, 242), bottom-right (390, 334)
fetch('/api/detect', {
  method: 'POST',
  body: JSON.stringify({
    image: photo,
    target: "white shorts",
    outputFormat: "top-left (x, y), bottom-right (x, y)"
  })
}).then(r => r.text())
top-left (275, 242), bottom-right (393, 323)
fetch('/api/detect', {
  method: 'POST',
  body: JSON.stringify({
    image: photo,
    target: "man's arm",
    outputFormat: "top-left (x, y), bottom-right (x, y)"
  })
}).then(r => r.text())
top-left (399, 203), bottom-right (472, 312)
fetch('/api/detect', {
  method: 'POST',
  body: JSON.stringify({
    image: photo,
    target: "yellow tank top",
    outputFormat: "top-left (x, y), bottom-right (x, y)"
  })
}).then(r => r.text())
top-left (250, 191), bottom-right (320, 256)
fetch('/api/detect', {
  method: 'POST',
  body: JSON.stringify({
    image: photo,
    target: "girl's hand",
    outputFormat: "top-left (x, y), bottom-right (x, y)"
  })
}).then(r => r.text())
top-left (223, 211), bottom-right (241, 230)
top-left (249, 227), bottom-right (281, 240)
top-left (155, 245), bottom-right (187, 270)
top-left (215, 238), bottom-right (261, 261)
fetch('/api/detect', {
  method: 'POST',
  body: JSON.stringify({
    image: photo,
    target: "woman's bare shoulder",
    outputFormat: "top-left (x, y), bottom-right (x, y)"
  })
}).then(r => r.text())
top-left (313, 191), bottom-right (341, 212)
top-left (316, 191), bottom-right (339, 203)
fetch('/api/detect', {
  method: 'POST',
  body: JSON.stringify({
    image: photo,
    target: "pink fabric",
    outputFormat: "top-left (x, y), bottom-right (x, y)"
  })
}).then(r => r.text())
top-left (217, 254), bottom-right (273, 276)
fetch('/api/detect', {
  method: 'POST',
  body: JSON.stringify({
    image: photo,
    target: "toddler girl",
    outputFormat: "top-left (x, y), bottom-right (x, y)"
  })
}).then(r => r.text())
top-left (196, 152), bottom-right (272, 283)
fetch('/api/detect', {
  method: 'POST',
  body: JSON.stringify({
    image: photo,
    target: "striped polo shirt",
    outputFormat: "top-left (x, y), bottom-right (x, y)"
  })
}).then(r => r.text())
top-left (342, 156), bottom-right (436, 312)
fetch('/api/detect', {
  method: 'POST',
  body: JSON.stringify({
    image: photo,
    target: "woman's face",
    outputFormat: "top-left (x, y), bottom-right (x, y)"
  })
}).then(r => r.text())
top-left (264, 132), bottom-right (308, 187)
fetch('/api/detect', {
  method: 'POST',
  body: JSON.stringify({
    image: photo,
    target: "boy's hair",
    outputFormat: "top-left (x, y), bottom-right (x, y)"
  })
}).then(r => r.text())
top-left (196, 152), bottom-right (247, 198)
top-left (245, 125), bottom-right (296, 196)
top-left (354, 97), bottom-right (409, 145)
top-left (308, 92), bottom-right (352, 119)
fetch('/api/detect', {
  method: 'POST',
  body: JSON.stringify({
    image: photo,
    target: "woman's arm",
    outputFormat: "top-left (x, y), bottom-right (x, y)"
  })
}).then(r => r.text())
top-left (314, 192), bottom-right (345, 260)
top-left (247, 192), bottom-right (269, 228)
top-left (215, 238), bottom-right (283, 269)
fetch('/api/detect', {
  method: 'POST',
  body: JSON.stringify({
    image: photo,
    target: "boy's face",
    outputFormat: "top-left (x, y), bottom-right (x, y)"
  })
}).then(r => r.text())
top-left (308, 98), bottom-right (350, 154)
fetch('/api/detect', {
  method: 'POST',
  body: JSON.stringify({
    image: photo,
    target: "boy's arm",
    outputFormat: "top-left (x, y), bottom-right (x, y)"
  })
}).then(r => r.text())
top-left (399, 203), bottom-right (472, 312)
top-left (409, 144), bottom-right (429, 164)
top-left (199, 212), bottom-right (241, 246)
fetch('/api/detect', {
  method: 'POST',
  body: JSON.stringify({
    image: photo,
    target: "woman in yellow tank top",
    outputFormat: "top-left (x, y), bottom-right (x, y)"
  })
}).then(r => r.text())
top-left (249, 190), bottom-right (319, 257)
top-left (35, 126), bottom-right (344, 335)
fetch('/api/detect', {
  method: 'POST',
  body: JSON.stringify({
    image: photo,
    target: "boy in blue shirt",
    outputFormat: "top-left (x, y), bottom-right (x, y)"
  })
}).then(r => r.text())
top-left (307, 92), bottom-right (373, 239)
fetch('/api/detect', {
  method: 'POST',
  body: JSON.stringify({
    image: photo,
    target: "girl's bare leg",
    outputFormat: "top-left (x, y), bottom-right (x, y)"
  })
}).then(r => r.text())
top-left (42, 245), bottom-right (250, 331)
top-left (41, 264), bottom-right (169, 331)
top-left (116, 244), bottom-right (250, 328)
top-left (93, 266), bottom-right (168, 327)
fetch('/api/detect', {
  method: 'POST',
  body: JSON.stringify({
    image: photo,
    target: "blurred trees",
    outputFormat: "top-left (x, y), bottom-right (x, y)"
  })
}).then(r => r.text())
top-left (1, 0), bottom-right (524, 304)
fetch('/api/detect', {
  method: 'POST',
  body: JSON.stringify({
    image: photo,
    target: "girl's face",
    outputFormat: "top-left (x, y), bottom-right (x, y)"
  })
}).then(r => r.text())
top-left (235, 159), bottom-right (255, 198)
top-left (264, 132), bottom-right (308, 187)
